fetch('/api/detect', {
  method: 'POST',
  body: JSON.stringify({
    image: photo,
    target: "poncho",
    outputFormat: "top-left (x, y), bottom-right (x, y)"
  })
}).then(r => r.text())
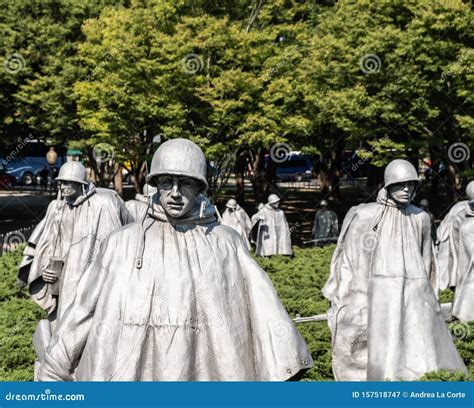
top-left (323, 189), bottom-right (467, 381)
top-left (18, 185), bottom-right (132, 320)
top-left (125, 194), bottom-right (149, 222)
top-left (436, 201), bottom-right (470, 289)
top-left (221, 205), bottom-right (252, 250)
top-left (452, 204), bottom-right (474, 321)
top-left (38, 199), bottom-right (312, 381)
top-left (251, 205), bottom-right (292, 257)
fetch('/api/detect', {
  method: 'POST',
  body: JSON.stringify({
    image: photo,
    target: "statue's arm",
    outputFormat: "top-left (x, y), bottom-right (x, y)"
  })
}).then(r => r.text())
top-left (38, 242), bottom-right (110, 381)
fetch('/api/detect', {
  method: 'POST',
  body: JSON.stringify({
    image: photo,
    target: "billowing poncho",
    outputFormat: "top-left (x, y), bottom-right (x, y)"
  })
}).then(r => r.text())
top-left (312, 209), bottom-right (338, 242)
top-left (221, 205), bottom-right (252, 250)
top-left (38, 199), bottom-right (312, 381)
top-left (251, 205), bottom-right (292, 257)
top-left (323, 189), bottom-right (467, 381)
top-left (125, 194), bottom-right (149, 222)
top-left (452, 204), bottom-right (474, 321)
top-left (436, 201), bottom-right (470, 289)
top-left (18, 185), bottom-right (132, 320)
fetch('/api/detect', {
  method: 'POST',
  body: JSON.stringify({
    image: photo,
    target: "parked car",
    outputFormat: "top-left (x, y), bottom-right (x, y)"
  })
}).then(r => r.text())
top-left (0, 142), bottom-right (66, 185)
top-left (273, 154), bottom-right (313, 181)
top-left (0, 168), bottom-right (16, 189)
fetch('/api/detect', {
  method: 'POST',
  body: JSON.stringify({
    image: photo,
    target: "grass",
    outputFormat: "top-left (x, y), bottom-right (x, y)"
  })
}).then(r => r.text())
top-left (0, 245), bottom-right (472, 381)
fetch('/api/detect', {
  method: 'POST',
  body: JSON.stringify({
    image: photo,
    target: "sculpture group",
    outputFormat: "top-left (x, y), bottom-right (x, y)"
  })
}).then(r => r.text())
top-left (18, 139), bottom-right (471, 382)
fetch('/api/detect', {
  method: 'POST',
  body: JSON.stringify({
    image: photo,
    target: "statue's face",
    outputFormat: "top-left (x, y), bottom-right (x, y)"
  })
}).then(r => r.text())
top-left (388, 181), bottom-right (416, 205)
top-left (270, 201), bottom-right (280, 209)
top-left (60, 181), bottom-right (82, 200)
top-left (156, 175), bottom-right (201, 218)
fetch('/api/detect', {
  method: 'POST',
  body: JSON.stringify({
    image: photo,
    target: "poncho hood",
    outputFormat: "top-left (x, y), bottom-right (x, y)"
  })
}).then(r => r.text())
top-left (148, 194), bottom-right (217, 227)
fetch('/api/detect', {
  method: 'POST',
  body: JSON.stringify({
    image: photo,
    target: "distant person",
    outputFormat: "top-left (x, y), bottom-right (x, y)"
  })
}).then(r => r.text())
top-left (251, 194), bottom-right (292, 257)
top-left (311, 200), bottom-right (338, 246)
top-left (126, 184), bottom-right (157, 222)
top-left (323, 159), bottom-right (466, 381)
top-left (221, 198), bottom-right (252, 249)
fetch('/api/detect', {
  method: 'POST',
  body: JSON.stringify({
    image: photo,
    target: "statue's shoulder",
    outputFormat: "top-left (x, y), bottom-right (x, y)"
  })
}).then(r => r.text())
top-left (105, 221), bottom-right (143, 244)
top-left (348, 202), bottom-right (380, 219)
top-left (91, 188), bottom-right (123, 206)
top-left (210, 223), bottom-right (243, 246)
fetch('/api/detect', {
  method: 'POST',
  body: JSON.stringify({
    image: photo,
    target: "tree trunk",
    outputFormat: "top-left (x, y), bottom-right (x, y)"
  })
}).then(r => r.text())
top-left (251, 148), bottom-right (267, 204)
top-left (234, 153), bottom-right (247, 205)
top-left (318, 164), bottom-right (331, 199)
top-left (114, 162), bottom-right (123, 197)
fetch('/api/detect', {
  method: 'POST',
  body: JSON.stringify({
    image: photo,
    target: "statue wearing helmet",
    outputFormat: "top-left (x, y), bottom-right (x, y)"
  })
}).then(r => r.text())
top-left (250, 194), bottom-right (292, 257)
top-left (18, 160), bottom-right (132, 378)
top-left (311, 200), bottom-right (339, 246)
top-left (436, 180), bottom-right (474, 321)
top-left (323, 159), bottom-right (466, 381)
top-left (39, 138), bottom-right (312, 382)
top-left (221, 198), bottom-right (252, 250)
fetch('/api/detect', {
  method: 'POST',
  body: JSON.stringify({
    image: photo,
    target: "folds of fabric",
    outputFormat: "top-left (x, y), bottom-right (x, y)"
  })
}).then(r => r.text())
top-left (436, 201), bottom-right (468, 290)
top-left (17, 185), bottom-right (132, 320)
top-left (452, 208), bottom-right (474, 321)
top-left (125, 194), bottom-right (149, 222)
top-left (39, 201), bottom-right (312, 381)
top-left (323, 189), bottom-right (467, 381)
top-left (221, 206), bottom-right (252, 249)
top-left (251, 205), bottom-right (292, 257)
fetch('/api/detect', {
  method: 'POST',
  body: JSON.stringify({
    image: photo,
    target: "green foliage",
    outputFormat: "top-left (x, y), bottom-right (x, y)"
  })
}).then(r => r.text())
top-left (0, 250), bottom-right (45, 381)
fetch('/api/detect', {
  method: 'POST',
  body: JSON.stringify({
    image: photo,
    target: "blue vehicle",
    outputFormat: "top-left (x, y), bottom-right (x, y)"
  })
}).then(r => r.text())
top-left (274, 154), bottom-right (313, 181)
top-left (0, 142), bottom-right (66, 185)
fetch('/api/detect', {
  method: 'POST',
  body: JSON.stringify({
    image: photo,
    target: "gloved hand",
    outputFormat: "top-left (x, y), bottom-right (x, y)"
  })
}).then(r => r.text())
top-left (42, 268), bottom-right (59, 283)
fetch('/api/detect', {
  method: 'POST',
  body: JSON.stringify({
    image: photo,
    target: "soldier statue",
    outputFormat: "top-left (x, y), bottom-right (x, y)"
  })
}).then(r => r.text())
top-left (250, 194), bottom-right (292, 257)
top-left (437, 180), bottom-right (474, 290)
top-left (323, 159), bottom-right (467, 381)
top-left (221, 198), bottom-right (252, 249)
top-left (311, 200), bottom-right (339, 246)
top-left (39, 139), bottom-right (312, 381)
top-left (18, 161), bottom-right (132, 377)
top-left (448, 182), bottom-right (474, 321)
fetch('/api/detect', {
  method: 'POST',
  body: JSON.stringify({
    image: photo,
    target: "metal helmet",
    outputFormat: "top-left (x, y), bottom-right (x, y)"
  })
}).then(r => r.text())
top-left (146, 138), bottom-right (208, 189)
top-left (226, 198), bottom-right (238, 209)
top-left (56, 161), bottom-right (88, 185)
top-left (466, 180), bottom-right (474, 202)
top-left (267, 194), bottom-right (281, 205)
top-left (143, 183), bottom-right (157, 197)
top-left (384, 159), bottom-right (419, 188)
top-left (320, 200), bottom-right (328, 207)
top-left (419, 199), bottom-right (429, 209)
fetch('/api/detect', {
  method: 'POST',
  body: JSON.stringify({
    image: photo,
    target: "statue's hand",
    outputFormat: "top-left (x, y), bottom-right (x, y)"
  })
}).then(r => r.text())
top-left (42, 269), bottom-right (59, 283)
